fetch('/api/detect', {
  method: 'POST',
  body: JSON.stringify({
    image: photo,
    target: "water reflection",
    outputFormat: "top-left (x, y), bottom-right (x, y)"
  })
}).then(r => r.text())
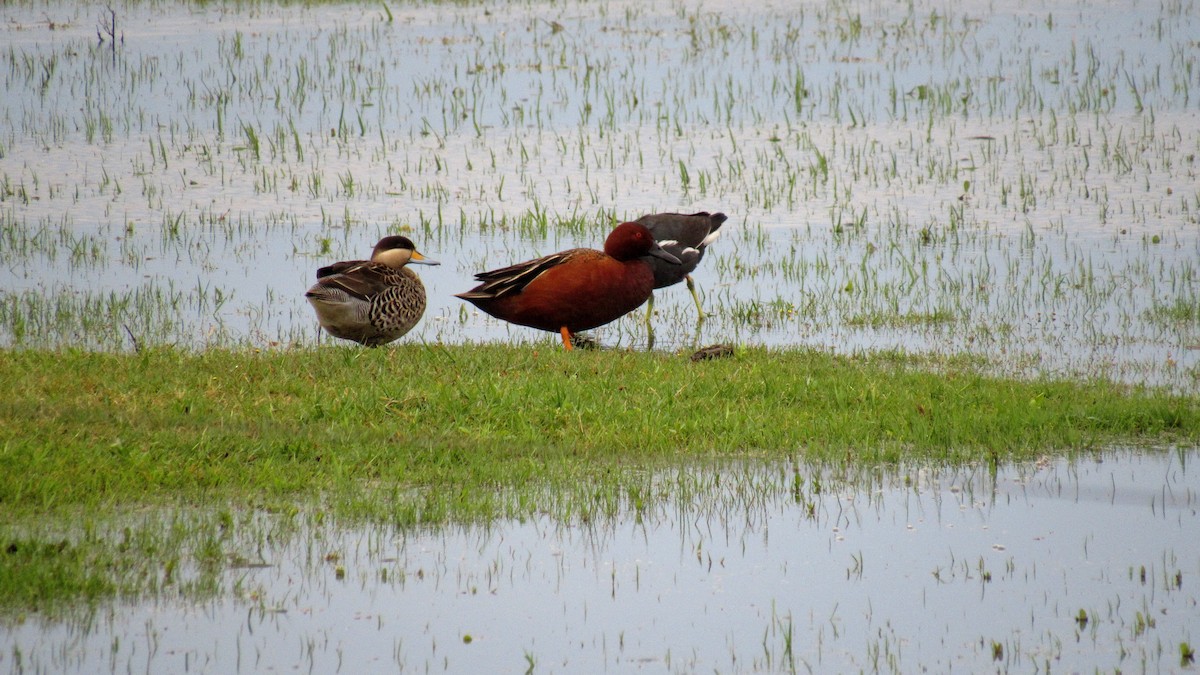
top-left (3, 450), bottom-right (1195, 673)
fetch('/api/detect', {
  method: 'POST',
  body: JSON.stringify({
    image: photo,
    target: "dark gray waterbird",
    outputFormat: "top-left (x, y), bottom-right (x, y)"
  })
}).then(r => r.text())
top-left (305, 235), bottom-right (439, 346)
top-left (635, 211), bottom-right (728, 320)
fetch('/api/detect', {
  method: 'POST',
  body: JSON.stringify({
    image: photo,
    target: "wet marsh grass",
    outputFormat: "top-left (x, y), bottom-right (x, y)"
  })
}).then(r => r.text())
top-left (2, 0), bottom-right (1198, 387)
top-left (1, 344), bottom-right (1197, 611)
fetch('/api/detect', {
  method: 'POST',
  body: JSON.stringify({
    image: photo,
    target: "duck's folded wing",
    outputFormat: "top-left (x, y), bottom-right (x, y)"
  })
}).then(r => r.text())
top-left (457, 250), bottom-right (582, 299)
top-left (311, 262), bottom-right (394, 301)
top-left (316, 259), bottom-right (368, 279)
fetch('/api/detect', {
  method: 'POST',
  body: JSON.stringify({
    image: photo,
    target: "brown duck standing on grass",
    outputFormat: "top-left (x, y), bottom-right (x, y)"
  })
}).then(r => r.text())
top-left (636, 211), bottom-right (728, 322)
top-left (305, 235), bottom-right (439, 347)
top-left (456, 222), bottom-right (681, 350)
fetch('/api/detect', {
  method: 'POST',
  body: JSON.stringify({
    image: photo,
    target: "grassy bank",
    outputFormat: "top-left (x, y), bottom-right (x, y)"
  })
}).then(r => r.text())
top-left (1, 344), bottom-right (1196, 612)
top-left (3, 343), bottom-right (1195, 515)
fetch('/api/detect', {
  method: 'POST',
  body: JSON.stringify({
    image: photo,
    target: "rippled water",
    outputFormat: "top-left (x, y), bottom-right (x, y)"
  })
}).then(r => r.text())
top-left (3, 451), bottom-right (1196, 673)
top-left (1, 0), bottom-right (1198, 388)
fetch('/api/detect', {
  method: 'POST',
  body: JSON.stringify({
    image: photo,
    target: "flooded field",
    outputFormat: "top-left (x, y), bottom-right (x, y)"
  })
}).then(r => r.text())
top-left (3, 0), bottom-right (1199, 671)
top-left (1, 0), bottom-right (1198, 388)
top-left (2, 451), bottom-right (1196, 673)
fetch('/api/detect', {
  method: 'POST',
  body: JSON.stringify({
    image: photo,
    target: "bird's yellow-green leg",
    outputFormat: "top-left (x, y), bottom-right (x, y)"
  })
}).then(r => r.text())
top-left (686, 275), bottom-right (706, 320)
top-left (644, 292), bottom-right (657, 349)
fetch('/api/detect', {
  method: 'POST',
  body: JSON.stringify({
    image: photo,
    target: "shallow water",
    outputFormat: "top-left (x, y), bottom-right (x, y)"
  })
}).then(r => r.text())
top-left (1, 0), bottom-right (1198, 389)
top-left (2, 451), bottom-right (1196, 673)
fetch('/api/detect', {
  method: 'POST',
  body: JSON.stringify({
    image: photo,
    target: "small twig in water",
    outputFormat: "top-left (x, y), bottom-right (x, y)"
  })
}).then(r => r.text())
top-left (122, 324), bottom-right (142, 353)
top-left (96, 6), bottom-right (122, 62)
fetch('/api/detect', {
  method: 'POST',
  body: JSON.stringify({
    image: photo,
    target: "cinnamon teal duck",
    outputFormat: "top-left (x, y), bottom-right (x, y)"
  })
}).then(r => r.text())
top-left (456, 222), bottom-right (680, 350)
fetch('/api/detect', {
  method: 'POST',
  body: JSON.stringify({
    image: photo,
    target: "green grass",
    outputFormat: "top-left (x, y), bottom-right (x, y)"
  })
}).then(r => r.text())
top-left (0, 343), bottom-right (1196, 613)
top-left (2, 344), bottom-right (1194, 516)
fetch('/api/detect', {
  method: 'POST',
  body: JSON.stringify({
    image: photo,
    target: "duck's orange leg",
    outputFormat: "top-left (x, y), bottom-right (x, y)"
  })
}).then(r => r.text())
top-left (559, 326), bottom-right (574, 350)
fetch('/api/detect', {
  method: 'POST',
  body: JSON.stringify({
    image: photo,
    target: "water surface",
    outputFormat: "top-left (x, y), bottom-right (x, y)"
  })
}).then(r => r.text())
top-left (1, 0), bottom-right (1197, 389)
top-left (3, 451), bottom-right (1196, 673)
